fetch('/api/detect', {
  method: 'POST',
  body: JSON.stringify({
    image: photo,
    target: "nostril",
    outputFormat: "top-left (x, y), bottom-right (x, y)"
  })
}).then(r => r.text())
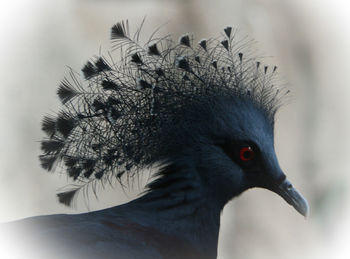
top-left (287, 183), bottom-right (293, 190)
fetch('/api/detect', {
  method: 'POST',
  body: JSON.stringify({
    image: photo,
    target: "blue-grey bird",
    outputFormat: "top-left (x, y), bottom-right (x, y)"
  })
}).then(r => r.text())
top-left (5, 21), bottom-right (309, 259)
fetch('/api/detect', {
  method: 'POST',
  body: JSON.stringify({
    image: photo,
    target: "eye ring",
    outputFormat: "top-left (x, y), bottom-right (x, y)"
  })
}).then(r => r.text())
top-left (239, 146), bottom-right (255, 161)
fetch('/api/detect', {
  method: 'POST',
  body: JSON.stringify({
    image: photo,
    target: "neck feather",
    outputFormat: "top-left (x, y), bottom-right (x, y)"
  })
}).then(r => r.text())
top-left (127, 162), bottom-right (223, 258)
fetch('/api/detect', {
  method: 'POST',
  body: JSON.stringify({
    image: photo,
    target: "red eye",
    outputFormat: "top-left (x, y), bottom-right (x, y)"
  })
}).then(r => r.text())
top-left (239, 146), bottom-right (255, 161)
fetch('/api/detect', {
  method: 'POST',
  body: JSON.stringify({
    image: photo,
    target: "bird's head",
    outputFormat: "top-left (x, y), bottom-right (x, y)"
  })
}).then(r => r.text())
top-left (164, 95), bottom-right (309, 217)
top-left (154, 93), bottom-right (308, 216)
top-left (39, 20), bottom-right (308, 216)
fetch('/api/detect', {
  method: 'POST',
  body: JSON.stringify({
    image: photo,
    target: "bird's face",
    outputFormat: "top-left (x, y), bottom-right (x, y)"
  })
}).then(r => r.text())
top-left (194, 96), bottom-right (309, 216)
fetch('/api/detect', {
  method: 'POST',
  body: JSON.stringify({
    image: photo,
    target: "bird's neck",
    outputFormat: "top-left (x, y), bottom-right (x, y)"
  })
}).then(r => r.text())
top-left (123, 162), bottom-right (223, 258)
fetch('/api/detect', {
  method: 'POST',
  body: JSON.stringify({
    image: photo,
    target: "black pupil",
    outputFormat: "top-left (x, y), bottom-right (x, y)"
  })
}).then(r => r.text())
top-left (243, 150), bottom-right (252, 159)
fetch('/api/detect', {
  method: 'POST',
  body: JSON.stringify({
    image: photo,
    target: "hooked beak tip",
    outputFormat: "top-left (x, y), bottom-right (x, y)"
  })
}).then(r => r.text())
top-left (275, 179), bottom-right (309, 218)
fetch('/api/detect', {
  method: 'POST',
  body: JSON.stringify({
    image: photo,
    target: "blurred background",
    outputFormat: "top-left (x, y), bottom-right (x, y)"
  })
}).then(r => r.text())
top-left (0, 0), bottom-right (349, 258)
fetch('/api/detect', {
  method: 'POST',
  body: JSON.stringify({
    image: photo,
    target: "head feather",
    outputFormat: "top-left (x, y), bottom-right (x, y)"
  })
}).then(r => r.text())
top-left (39, 20), bottom-right (288, 206)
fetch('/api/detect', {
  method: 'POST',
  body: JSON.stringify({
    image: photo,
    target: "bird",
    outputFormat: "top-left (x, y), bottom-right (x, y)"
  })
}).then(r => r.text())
top-left (4, 20), bottom-right (309, 259)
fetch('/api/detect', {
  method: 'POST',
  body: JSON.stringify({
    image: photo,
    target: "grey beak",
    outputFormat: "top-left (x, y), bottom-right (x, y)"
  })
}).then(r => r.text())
top-left (274, 179), bottom-right (309, 217)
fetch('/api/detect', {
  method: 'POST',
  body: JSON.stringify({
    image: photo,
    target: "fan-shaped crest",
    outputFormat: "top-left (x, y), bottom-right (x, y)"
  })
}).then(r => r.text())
top-left (39, 20), bottom-right (288, 206)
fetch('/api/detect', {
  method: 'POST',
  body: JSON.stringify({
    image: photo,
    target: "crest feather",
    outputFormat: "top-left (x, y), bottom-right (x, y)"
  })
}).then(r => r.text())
top-left (40, 20), bottom-right (288, 206)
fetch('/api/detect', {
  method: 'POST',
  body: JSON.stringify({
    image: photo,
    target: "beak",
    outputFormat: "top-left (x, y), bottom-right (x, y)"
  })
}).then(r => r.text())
top-left (271, 179), bottom-right (309, 217)
top-left (252, 145), bottom-right (309, 217)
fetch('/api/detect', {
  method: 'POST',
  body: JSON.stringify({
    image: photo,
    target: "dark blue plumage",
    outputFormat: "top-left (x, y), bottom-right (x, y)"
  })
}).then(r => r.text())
top-left (6, 21), bottom-right (309, 259)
